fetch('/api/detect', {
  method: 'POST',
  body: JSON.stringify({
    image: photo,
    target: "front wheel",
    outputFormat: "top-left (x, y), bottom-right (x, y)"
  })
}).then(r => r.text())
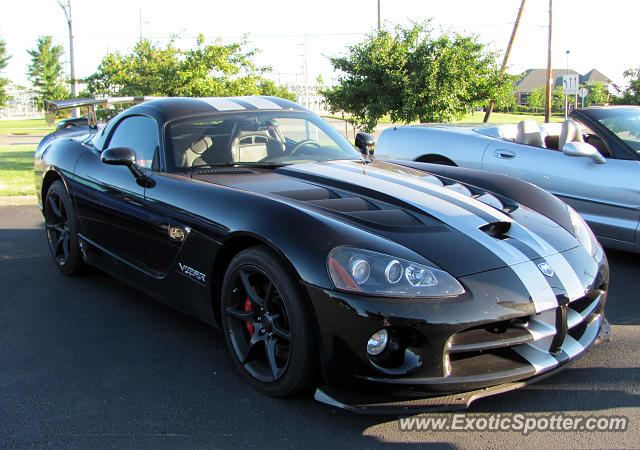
top-left (221, 246), bottom-right (317, 397)
top-left (44, 180), bottom-right (85, 275)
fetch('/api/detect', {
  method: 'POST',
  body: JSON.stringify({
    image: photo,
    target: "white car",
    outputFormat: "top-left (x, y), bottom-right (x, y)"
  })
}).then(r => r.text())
top-left (375, 106), bottom-right (640, 253)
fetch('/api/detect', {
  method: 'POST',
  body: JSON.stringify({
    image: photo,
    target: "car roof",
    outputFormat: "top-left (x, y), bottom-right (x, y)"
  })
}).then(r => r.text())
top-left (126, 96), bottom-right (307, 123)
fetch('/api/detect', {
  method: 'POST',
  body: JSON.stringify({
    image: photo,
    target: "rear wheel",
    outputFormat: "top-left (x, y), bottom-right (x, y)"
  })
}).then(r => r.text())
top-left (44, 180), bottom-right (85, 275)
top-left (221, 246), bottom-right (316, 397)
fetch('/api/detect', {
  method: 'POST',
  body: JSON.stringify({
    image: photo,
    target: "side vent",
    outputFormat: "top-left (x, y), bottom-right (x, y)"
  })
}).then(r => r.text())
top-left (480, 221), bottom-right (511, 239)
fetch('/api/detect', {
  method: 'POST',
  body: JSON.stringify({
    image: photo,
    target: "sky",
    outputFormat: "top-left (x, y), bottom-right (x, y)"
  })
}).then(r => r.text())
top-left (1, 0), bottom-right (638, 91)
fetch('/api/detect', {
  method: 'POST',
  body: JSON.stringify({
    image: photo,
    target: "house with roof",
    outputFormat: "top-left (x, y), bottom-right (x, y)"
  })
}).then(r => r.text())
top-left (513, 68), bottom-right (612, 105)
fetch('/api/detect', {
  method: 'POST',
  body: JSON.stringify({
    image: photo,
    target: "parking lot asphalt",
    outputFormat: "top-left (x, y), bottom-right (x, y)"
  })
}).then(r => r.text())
top-left (1, 204), bottom-right (639, 449)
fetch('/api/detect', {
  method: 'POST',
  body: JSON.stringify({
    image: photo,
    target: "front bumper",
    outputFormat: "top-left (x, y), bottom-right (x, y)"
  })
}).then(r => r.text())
top-left (313, 318), bottom-right (610, 414)
top-left (304, 246), bottom-right (609, 413)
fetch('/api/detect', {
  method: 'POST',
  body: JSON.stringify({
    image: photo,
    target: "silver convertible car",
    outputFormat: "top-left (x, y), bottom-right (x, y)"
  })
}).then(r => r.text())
top-left (375, 106), bottom-right (640, 253)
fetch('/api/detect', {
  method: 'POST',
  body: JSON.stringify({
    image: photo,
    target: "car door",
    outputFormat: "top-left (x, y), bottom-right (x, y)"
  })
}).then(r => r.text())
top-left (481, 140), bottom-right (640, 245)
top-left (73, 115), bottom-right (165, 274)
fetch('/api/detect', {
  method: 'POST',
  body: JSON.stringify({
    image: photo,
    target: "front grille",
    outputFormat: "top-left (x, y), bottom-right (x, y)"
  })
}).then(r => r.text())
top-left (446, 290), bottom-right (605, 379)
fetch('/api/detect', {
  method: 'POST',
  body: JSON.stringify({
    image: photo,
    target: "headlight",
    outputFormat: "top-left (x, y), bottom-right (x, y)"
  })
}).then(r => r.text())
top-left (567, 205), bottom-right (599, 258)
top-left (327, 246), bottom-right (465, 298)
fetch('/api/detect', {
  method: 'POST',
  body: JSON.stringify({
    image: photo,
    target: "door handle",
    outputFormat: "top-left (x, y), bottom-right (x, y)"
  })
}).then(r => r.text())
top-left (494, 149), bottom-right (516, 159)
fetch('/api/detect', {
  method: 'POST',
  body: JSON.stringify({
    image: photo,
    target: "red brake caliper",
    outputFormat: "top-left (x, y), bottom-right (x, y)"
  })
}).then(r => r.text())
top-left (244, 297), bottom-right (254, 336)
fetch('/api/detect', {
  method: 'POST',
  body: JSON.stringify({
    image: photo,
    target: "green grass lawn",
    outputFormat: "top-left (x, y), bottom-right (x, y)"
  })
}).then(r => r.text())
top-left (0, 118), bottom-right (53, 134)
top-left (458, 111), bottom-right (564, 124)
top-left (0, 144), bottom-right (37, 196)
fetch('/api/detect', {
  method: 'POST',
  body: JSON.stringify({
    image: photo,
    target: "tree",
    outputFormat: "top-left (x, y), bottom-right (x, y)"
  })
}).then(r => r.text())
top-left (321, 22), bottom-right (513, 132)
top-left (527, 86), bottom-right (545, 112)
top-left (551, 86), bottom-right (565, 113)
top-left (585, 81), bottom-right (610, 105)
top-left (27, 36), bottom-right (69, 107)
top-left (257, 79), bottom-right (296, 101)
top-left (84, 35), bottom-right (294, 100)
top-left (613, 68), bottom-right (640, 105)
top-left (494, 81), bottom-right (516, 113)
top-left (0, 35), bottom-right (11, 108)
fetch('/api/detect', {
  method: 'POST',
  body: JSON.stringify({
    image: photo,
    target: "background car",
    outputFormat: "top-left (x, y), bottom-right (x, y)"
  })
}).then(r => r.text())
top-left (375, 106), bottom-right (640, 254)
top-left (35, 96), bottom-right (608, 414)
top-left (56, 116), bottom-right (88, 129)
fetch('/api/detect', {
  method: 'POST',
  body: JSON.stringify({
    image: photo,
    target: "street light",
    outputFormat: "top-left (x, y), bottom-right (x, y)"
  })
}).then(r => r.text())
top-left (57, 0), bottom-right (77, 117)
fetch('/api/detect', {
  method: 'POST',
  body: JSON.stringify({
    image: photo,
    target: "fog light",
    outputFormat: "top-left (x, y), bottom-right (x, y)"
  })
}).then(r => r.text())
top-left (350, 258), bottom-right (370, 285)
top-left (367, 329), bottom-right (389, 356)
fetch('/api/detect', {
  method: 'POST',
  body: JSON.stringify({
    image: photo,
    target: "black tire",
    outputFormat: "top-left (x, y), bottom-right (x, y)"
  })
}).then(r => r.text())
top-left (43, 180), bottom-right (86, 275)
top-left (221, 246), bottom-right (317, 397)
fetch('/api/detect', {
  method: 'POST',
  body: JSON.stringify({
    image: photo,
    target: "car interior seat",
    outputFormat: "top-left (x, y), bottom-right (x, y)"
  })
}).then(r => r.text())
top-left (229, 122), bottom-right (286, 162)
top-left (515, 120), bottom-right (545, 147)
top-left (184, 136), bottom-right (212, 167)
top-left (558, 119), bottom-right (584, 150)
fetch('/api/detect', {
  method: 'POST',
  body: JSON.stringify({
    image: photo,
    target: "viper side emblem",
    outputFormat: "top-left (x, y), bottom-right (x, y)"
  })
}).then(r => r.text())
top-left (178, 262), bottom-right (206, 283)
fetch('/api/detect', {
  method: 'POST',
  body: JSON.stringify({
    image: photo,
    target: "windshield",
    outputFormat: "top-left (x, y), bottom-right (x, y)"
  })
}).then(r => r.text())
top-left (165, 110), bottom-right (361, 171)
top-left (595, 108), bottom-right (640, 153)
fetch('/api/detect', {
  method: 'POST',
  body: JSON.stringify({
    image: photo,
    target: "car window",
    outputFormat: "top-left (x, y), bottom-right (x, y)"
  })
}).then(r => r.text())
top-left (598, 115), bottom-right (640, 153)
top-left (106, 115), bottom-right (159, 170)
top-left (165, 111), bottom-right (360, 172)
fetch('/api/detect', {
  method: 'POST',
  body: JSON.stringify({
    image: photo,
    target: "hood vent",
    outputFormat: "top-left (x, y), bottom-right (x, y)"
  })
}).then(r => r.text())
top-left (277, 186), bottom-right (428, 228)
top-left (480, 221), bottom-right (511, 240)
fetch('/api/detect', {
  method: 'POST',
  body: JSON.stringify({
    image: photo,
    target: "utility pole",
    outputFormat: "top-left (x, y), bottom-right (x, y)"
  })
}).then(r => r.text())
top-left (483, 0), bottom-right (526, 122)
top-left (377, 0), bottom-right (381, 31)
top-left (57, 0), bottom-right (77, 116)
top-left (544, 0), bottom-right (553, 123)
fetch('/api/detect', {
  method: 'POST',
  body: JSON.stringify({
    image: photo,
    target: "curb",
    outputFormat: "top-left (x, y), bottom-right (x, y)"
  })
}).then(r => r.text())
top-left (0, 196), bottom-right (38, 206)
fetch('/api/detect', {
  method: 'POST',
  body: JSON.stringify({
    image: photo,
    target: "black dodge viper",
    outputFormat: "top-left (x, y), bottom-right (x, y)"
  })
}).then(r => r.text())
top-left (35, 96), bottom-right (609, 413)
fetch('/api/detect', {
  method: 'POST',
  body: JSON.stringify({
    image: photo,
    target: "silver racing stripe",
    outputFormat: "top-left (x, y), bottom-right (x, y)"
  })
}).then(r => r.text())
top-left (342, 161), bottom-right (590, 304)
top-left (239, 96), bottom-right (283, 110)
top-left (544, 252), bottom-right (589, 300)
top-left (512, 344), bottom-right (559, 373)
top-left (509, 260), bottom-right (558, 312)
top-left (290, 162), bottom-right (563, 310)
top-left (199, 97), bottom-right (246, 111)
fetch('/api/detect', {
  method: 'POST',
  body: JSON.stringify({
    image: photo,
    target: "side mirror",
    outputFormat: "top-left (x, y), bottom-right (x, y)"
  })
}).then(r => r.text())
top-left (562, 141), bottom-right (606, 164)
top-left (355, 132), bottom-right (376, 156)
top-left (101, 146), bottom-right (155, 187)
top-left (101, 146), bottom-right (137, 166)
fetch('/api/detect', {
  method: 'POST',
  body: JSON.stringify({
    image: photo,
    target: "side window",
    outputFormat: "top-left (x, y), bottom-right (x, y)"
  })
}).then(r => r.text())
top-left (106, 116), bottom-right (159, 169)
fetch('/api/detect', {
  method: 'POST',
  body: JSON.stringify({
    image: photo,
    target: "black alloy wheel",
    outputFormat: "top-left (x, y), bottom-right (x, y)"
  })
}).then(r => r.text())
top-left (221, 246), bottom-right (316, 397)
top-left (44, 180), bottom-right (85, 275)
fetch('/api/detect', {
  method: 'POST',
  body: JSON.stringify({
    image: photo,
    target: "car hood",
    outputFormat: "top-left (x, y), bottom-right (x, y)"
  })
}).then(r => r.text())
top-left (192, 159), bottom-right (580, 276)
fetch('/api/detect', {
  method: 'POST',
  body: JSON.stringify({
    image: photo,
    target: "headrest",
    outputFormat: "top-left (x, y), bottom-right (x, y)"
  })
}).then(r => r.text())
top-left (559, 119), bottom-right (584, 150)
top-left (190, 136), bottom-right (212, 155)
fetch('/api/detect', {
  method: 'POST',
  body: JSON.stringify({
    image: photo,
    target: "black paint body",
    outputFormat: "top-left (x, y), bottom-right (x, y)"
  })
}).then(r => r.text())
top-left (34, 97), bottom-right (608, 407)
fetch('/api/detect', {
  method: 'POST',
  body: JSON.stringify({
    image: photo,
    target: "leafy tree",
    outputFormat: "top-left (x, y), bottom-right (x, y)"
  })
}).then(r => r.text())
top-left (257, 79), bottom-right (296, 101)
top-left (494, 81), bottom-right (516, 113)
top-left (586, 81), bottom-right (610, 105)
top-left (527, 86), bottom-right (545, 112)
top-left (0, 35), bottom-right (10, 108)
top-left (613, 68), bottom-right (640, 105)
top-left (27, 36), bottom-right (69, 107)
top-left (84, 35), bottom-right (294, 100)
top-left (551, 86), bottom-right (565, 113)
top-left (321, 22), bottom-right (513, 132)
